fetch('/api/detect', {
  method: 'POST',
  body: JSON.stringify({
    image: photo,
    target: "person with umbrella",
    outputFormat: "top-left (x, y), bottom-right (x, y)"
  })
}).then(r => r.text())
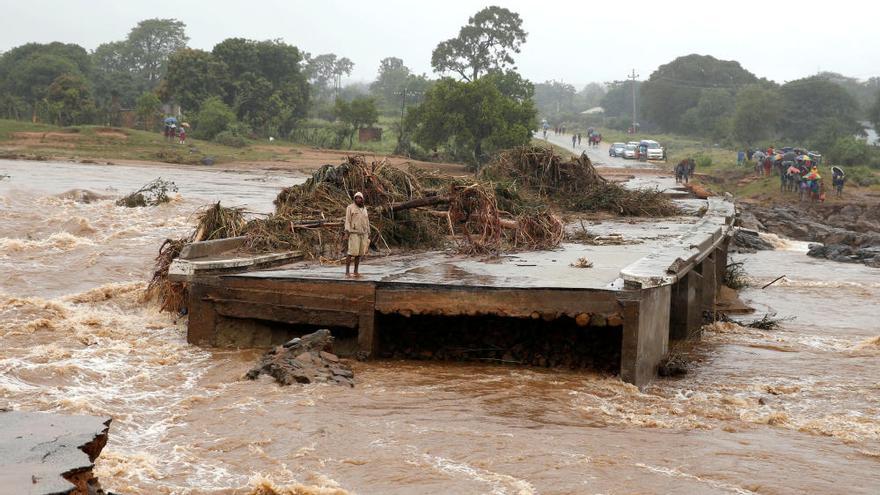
top-left (832, 166), bottom-right (846, 197)
top-left (163, 117), bottom-right (178, 141)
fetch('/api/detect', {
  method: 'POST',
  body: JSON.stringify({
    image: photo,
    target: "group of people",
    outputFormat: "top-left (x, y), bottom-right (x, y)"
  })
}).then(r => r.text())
top-left (567, 128), bottom-right (602, 149)
top-left (539, 120), bottom-right (602, 149)
top-left (163, 123), bottom-right (187, 144)
top-left (741, 146), bottom-right (846, 202)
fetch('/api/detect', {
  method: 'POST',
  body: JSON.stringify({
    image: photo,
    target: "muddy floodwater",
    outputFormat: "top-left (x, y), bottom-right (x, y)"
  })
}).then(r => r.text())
top-left (1, 159), bottom-right (878, 494)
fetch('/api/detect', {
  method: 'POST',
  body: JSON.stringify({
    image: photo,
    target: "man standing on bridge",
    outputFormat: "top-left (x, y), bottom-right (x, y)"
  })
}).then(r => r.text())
top-left (344, 192), bottom-right (370, 277)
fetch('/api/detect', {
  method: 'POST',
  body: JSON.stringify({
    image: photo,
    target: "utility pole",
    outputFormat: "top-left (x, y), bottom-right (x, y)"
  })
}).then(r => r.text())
top-left (394, 87), bottom-right (423, 145)
top-left (627, 69), bottom-right (639, 133)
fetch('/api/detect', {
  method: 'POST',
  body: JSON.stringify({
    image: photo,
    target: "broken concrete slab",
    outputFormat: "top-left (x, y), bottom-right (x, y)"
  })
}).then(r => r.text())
top-left (0, 410), bottom-right (111, 495)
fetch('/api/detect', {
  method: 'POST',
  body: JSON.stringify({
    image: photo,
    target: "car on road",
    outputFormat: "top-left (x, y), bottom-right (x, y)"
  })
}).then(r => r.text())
top-left (623, 143), bottom-right (637, 159)
top-left (609, 142), bottom-right (626, 157)
top-left (640, 140), bottom-right (664, 161)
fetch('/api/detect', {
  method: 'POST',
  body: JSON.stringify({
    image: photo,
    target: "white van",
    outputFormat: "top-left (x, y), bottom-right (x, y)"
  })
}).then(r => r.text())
top-left (640, 140), bottom-right (664, 160)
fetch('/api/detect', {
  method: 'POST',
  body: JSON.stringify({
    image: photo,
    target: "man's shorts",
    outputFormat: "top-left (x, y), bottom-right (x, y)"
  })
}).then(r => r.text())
top-left (347, 233), bottom-right (369, 256)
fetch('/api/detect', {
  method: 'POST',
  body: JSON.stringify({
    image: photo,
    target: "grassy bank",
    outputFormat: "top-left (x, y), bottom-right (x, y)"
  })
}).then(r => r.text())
top-left (0, 117), bottom-right (413, 166)
top-left (0, 119), bottom-right (287, 164)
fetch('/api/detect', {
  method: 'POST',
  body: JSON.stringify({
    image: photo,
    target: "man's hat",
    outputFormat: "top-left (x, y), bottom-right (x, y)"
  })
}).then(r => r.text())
top-left (354, 192), bottom-right (364, 199)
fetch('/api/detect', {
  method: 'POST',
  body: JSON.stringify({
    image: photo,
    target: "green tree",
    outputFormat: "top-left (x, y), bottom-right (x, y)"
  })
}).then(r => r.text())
top-left (641, 54), bottom-right (759, 132)
top-left (194, 96), bottom-right (236, 139)
top-left (45, 73), bottom-right (96, 126)
top-left (431, 6), bottom-right (527, 81)
top-left (406, 75), bottom-right (536, 166)
top-left (778, 76), bottom-right (861, 143)
top-left (126, 18), bottom-right (189, 84)
top-left (577, 82), bottom-right (606, 110)
top-left (334, 96), bottom-right (378, 148)
top-left (533, 80), bottom-right (576, 118)
top-left (163, 48), bottom-right (229, 113)
top-left (370, 57), bottom-right (411, 109)
top-left (135, 91), bottom-right (162, 131)
top-left (91, 40), bottom-right (141, 112)
top-left (600, 80), bottom-right (640, 119)
top-left (0, 42), bottom-right (91, 120)
top-left (680, 88), bottom-right (735, 139)
top-left (827, 136), bottom-right (871, 166)
top-left (732, 85), bottom-right (781, 145)
top-left (212, 38), bottom-right (309, 135)
top-left (304, 53), bottom-right (354, 101)
top-left (870, 90), bottom-right (880, 130)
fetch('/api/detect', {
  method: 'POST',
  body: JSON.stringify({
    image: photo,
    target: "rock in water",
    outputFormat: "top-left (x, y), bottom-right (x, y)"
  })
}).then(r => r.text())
top-left (245, 329), bottom-right (354, 387)
top-left (732, 228), bottom-right (774, 252)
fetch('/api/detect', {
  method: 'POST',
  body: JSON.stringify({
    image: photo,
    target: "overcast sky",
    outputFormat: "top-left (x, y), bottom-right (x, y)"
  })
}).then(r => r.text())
top-left (3, 0), bottom-right (879, 88)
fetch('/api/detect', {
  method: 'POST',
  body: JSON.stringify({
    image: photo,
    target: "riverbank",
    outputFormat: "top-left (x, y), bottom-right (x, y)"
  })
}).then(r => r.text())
top-left (0, 119), bottom-right (468, 176)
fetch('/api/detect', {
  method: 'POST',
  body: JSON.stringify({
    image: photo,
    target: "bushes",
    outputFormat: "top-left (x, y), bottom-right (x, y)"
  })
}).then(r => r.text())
top-left (847, 167), bottom-right (880, 187)
top-left (694, 152), bottom-right (713, 168)
top-left (288, 119), bottom-right (347, 149)
top-left (194, 97), bottom-right (235, 139)
top-left (214, 130), bottom-right (248, 148)
top-left (827, 136), bottom-right (871, 166)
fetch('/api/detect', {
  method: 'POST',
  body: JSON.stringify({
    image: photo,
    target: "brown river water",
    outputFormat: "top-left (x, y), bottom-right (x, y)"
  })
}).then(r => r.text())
top-left (1, 159), bottom-right (878, 494)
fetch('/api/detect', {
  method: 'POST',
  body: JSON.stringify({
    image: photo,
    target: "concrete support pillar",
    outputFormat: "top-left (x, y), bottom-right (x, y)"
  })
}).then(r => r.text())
top-left (186, 283), bottom-right (216, 345)
top-left (714, 241), bottom-right (729, 297)
top-left (700, 252), bottom-right (717, 312)
top-left (620, 285), bottom-right (671, 388)
top-left (669, 270), bottom-right (703, 341)
top-left (357, 311), bottom-right (378, 359)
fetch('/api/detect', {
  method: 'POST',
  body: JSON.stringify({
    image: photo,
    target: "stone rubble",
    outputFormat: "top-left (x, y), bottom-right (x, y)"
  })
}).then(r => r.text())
top-left (245, 329), bottom-right (354, 387)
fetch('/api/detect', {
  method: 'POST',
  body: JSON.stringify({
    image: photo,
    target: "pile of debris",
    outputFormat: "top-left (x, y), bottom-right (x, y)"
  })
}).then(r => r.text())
top-left (116, 178), bottom-right (178, 207)
top-left (245, 329), bottom-right (354, 387)
top-left (481, 146), bottom-right (678, 216)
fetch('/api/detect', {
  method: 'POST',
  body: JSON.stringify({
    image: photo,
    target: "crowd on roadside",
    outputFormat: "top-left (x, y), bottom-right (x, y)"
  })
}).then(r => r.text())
top-left (737, 146), bottom-right (846, 202)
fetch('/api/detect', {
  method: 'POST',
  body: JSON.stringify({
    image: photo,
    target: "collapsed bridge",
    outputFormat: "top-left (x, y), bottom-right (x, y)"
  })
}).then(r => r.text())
top-left (169, 196), bottom-right (734, 388)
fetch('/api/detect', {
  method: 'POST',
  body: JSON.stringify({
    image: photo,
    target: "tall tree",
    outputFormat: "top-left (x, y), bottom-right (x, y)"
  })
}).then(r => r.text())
top-left (679, 88), bottom-right (736, 139)
top-left (304, 53), bottom-right (354, 100)
top-left (212, 38), bottom-right (309, 133)
top-left (334, 96), bottom-right (378, 148)
top-left (641, 54), bottom-right (759, 132)
top-left (732, 85), bottom-right (780, 145)
top-left (869, 90), bottom-right (880, 131)
top-left (163, 48), bottom-right (228, 113)
top-left (91, 40), bottom-right (141, 110)
top-left (126, 18), bottom-right (189, 84)
top-left (431, 6), bottom-right (527, 81)
top-left (578, 83), bottom-right (606, 110)
top-left (0, 42), bottom-right (92, 122)
top-left (135, 91), bottom-right (162, 130)
top-left (45, 73), bottom-right (96, 126)
top-left (778, 76), bottom-right (861, 143)
top-left (370, 57), bottom-right (411, 108)
top-left (533, 80), bottom-right (576, 117)
top-left (407, 75), bottom-right (536, 166)
top-left (600, 81), bottom-right (640, 119)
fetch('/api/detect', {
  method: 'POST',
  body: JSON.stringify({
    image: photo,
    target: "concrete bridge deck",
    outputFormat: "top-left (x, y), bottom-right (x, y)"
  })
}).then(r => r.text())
top-left (175, 197), bottom-right (734, 388)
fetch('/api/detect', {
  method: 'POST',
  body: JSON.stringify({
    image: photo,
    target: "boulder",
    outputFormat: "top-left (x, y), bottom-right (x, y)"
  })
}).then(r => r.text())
top-left (733, 228), bottom-right (774, 252)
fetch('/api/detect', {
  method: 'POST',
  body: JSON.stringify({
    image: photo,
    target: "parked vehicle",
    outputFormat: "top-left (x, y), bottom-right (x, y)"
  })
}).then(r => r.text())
top-left (623, 143), bottom-right (637, 159)
top-left (609, 142), bottom-right (626, 157)
top-left (640, 139), bottom-right (664, 160)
